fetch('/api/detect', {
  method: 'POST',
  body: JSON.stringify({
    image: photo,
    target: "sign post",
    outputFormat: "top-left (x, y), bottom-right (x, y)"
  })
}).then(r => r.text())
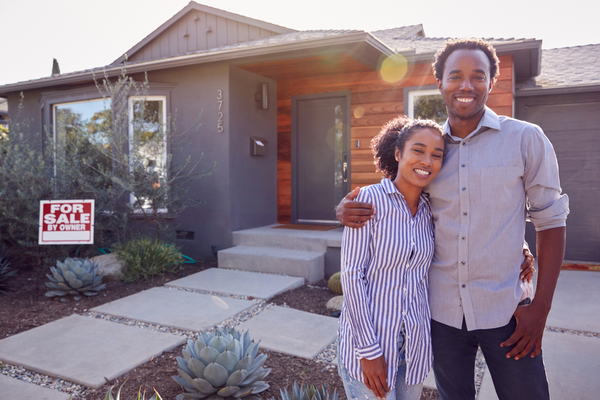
top-left (39, 200), bottom-right (95, 245)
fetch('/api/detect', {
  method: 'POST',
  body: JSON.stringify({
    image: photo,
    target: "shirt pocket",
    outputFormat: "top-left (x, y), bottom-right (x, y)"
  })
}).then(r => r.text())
top-left (480, 166), bottom-right (522, 208)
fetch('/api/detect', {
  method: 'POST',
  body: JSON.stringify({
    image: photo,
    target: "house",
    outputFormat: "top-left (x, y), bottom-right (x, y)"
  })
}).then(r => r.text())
top-left (0, 98), bottom-right (7, 127)
top-left (0, 1), bottom-right (598, 275)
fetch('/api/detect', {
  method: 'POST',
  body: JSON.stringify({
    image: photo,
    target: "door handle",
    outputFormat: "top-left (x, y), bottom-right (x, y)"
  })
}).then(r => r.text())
top-left (343, 162), bottom-right (348, 182)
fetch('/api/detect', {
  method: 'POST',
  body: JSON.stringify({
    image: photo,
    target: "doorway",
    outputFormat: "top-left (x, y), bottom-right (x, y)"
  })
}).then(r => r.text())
top-left (291, 92), bottom-right (351, 224)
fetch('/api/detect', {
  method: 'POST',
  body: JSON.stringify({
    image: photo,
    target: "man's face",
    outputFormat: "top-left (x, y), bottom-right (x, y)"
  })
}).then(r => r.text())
top-left (436, 49), bottom-right (495, 122)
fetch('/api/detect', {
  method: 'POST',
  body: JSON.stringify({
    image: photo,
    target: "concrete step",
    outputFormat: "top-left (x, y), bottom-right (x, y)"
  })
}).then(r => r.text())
top-left (233, 226), bottom-right (332, 252)
top-left (218, 245), bottom-right (324, 283)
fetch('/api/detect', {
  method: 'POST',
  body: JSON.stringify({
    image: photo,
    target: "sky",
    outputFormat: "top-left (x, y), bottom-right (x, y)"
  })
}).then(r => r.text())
top-left (1, 0), bottom-right (599, 86)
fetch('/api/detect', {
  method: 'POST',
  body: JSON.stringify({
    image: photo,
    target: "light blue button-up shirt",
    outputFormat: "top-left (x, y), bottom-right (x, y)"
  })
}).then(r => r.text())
top-left (339, 178), bottom-right (433, 388)
top-left (427, 107), bottom-right (569, 331)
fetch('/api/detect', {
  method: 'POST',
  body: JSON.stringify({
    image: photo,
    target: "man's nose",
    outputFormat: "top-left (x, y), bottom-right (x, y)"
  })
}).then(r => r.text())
top-left (460, 78), bottom-right (474, 90)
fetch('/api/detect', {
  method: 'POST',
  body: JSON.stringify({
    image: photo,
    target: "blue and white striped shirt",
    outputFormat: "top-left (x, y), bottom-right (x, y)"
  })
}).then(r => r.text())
top-left (338, 178), bottom-right (434, 389)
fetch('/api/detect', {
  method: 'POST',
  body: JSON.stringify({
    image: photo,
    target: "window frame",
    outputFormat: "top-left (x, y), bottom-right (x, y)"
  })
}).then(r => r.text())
top-left (127, 95), bottom-right (168, 213)
top-left (403, 84), bottom-right (447, 123)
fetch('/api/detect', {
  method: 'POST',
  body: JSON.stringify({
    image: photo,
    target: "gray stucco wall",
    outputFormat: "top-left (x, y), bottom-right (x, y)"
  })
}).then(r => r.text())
top-left (228, 66), bottom-right (277, 232)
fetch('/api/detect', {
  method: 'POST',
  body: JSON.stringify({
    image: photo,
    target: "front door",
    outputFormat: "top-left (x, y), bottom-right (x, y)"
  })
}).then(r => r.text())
top-left (291, 92), bottom-right (351, 224)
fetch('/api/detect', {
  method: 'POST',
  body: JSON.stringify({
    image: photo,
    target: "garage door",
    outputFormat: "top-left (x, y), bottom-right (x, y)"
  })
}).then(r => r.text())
top-left (522, 100), bottom-right (600, 262)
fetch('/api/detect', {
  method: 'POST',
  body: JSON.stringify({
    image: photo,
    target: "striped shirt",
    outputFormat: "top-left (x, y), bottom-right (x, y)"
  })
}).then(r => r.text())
top-left (338, 178), bottom-right (434, 389)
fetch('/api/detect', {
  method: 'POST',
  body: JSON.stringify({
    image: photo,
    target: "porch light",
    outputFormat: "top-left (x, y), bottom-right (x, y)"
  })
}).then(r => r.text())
top-left (256, 82), bottom-right (269, 110)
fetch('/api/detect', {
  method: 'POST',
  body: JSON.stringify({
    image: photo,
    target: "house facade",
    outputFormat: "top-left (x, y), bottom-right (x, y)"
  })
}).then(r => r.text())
top-left (1, 2), bottom-right (598, 262)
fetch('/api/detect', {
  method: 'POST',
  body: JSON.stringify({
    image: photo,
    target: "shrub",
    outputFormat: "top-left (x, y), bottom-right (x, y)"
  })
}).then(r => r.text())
top-left (271, 382), bottom-right (338, 400)
top-left (0, 245), bottom-right (17, 295)
top-left (104, 380), bottom-right (163, 400)
top-left (115, 237), bottom-right (184, 282)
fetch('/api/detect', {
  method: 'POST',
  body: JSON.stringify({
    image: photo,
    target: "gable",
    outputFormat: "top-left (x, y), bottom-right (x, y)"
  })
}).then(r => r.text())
top-left (113, 2), bottom-right (295, 65)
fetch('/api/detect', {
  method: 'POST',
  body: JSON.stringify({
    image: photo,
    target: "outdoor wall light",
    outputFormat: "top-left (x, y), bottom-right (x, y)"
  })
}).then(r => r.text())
top-left (256, 82), bottom-right (269, 110)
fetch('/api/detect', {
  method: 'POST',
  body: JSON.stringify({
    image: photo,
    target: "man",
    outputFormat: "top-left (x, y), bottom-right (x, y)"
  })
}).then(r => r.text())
top-left (336, 38), bottom-right (569, 400)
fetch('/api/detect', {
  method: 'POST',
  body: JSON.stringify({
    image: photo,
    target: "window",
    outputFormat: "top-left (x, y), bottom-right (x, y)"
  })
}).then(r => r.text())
top-left (128, 96), bottom-right (167, 211)
top-left (53, 98), bottom-right (112, 178)
top-left (404, 86), bottom-right (447, 124)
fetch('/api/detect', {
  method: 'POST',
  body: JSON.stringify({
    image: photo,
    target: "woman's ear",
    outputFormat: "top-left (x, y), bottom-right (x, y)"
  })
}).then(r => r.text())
top-left (395, 147), bottom-right (401, 162)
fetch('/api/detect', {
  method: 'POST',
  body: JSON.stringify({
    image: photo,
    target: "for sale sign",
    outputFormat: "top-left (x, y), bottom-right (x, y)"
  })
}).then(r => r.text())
top-left (39, 200), bottom-right (95, 245)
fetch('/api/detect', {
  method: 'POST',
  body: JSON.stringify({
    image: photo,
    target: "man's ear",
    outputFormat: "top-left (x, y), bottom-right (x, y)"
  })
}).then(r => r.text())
top-left (436, 78), bottom-right (443, 92)
top-left (488, 77), bottom-right (497, 93)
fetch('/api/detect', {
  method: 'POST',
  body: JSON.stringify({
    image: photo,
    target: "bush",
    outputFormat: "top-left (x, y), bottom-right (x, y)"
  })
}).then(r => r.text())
top-left (115, 237), bottom-right (184, 282)
top-left (0, 245), bottom-right (17, 295)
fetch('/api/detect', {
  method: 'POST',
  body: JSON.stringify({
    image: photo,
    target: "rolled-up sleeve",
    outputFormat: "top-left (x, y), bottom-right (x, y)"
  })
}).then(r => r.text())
top-left (523, 125), bottom-right (570, 231)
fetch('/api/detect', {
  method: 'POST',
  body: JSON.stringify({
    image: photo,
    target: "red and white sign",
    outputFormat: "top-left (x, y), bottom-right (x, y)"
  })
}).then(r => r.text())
top-left (39, 200), bottom-right (95, 245)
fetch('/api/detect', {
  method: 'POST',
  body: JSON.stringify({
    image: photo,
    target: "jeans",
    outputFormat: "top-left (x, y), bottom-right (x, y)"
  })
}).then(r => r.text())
top-left (338, 329), bottom-right (423, 400)
top-left (431, 317), bottom-right (550, 400)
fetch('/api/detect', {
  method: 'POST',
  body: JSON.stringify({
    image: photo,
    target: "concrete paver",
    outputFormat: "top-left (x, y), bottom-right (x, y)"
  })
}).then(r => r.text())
top-left (546, 270), bottom-right (600, 333)
top-left (477, 330), bottom-right (600, 399)
top-left (166, 268), bottom-right (304, 299)
top-left (92, 287), bottom-right (255, 331)
top-left (235, 306), bottom-right (339, 359)
top-left (0, 315), bottom-right (185, 389)
top-left (1, 374), bottom-right (72, 400)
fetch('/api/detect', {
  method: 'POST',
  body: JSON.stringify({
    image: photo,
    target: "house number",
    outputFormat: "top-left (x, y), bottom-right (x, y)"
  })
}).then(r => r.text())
top-left (217, 89), bottom-right (224, 133)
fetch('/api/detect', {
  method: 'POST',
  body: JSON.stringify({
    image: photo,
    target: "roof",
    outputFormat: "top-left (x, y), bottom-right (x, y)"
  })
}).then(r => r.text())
top-left (516, 44), bottom-right (600, 95)
top-left (111, 1), bottom-right (295, 65)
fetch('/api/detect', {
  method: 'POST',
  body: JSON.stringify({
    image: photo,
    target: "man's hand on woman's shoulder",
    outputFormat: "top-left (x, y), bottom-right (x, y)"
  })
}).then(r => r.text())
top-left (336, 187), bottom-right (376, 228)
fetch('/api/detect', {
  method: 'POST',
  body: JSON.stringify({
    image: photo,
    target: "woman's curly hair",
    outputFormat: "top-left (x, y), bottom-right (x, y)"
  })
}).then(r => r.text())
top-left (371, 116), bottom-right (444, 180)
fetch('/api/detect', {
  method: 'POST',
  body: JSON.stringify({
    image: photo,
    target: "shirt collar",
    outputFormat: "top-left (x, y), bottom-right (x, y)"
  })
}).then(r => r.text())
top-left (442, 106), bottom-right (501, 141)
top-left (381, 178), bottom-right (431, 207)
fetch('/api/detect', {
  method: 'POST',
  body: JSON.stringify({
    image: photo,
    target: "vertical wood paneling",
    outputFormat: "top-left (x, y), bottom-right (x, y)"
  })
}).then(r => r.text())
top-left (206, 14), bottom-right (217, 49)
top-left (217, 17), bottom-right (228, 46)
top-left (248, 26), bottom-right (260, 40)
top-left (239, 23), bottom-right (249, 42)
top-left (239, 53), bottom-right (515, 223)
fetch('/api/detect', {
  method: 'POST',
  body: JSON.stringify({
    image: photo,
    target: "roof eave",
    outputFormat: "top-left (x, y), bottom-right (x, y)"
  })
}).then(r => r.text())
top-left (0, 32), bottom-right (388, 95)
top-left (516, 83), bottom-right (600, 97)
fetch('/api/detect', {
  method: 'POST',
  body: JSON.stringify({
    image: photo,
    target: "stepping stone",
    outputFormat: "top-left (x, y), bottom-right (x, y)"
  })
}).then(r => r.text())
top-left (166, 268), bottom-right (304, 299)
top-left (92, 287), bottom-right (255, 331)
top-left (476, 330), bottom-right (600, 400)
top-left (0, 374), bottom-right (71, 400)
top-left (235, 306), bottom-right (339, 359)
top-left (0, 315), bottom-right (185, 389)
top-left (546, 270), bottom-right (600, 333)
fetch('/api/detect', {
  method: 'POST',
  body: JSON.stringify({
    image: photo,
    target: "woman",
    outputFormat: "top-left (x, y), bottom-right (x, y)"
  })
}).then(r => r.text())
top-left (337, 116), bottom-right (534, 400)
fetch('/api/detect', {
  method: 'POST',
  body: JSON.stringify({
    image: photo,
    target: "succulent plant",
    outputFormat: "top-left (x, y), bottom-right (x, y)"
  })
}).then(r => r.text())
top-left (328, 272), bottom-right (342, 295)
top-left (104, 380), bottom-right (163, 400)
top-left (45, 257), bottom-right (106, 299)
top-left (0, 245), bottom-right (17, 295)
top-left (272, 382), bottom-right (338, 400)
top-left (173, 328), bottom-right (270, 400)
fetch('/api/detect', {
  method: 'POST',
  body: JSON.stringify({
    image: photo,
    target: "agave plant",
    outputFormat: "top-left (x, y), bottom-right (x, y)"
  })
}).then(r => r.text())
top-left (173, 328), bottom-right (270, 400)
top-left (0, 245), bottom-right (17, 295)
top-left (273, 382), bottom-right (338, 400)
top-left (45, 257), bottom-right (106, 299)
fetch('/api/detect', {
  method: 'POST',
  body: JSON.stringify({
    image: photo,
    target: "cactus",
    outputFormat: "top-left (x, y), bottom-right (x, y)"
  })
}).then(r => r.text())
top-left (45, 257), bottom-right (106, 299)
top-left (271, 382), bottom-right (338, 400)
top-left (173, 328), bottom-right (270, 400)
top-left (328, 272), bottom-right (342, 295)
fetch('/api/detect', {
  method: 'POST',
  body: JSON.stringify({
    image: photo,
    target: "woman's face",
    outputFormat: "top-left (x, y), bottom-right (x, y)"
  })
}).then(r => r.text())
top-left (394, 128), bottom-right (445, 189)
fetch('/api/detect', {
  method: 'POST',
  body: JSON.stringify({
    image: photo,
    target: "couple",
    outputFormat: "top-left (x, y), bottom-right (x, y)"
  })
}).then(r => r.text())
top-left (336, 38), bottom-right (569, 400)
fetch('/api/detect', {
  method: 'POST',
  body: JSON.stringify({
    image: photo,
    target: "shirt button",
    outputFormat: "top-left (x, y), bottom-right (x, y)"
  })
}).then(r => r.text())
top-left (402, 311), bottom-right (406, 315)
top-left (462, 142), bottom-right (466, 146)
top-left (462, 236), bottom-right (466, 240)
top-left (461, 261), bottom-right (466, 265)
top-left (462, 187), bottom-right (466, 191)
top-left (463, 212), bottom-right (468, 216)
top-left (461, 284), bottom-right (466, 288)
top-left (461, 164), bottom-right (466, 168)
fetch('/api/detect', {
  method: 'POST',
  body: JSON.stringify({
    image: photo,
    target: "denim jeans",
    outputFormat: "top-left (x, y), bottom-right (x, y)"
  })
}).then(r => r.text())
top-left (337, 329), bottom-right (423, 400)
top-left (431, 316), bottom-right (550, 400)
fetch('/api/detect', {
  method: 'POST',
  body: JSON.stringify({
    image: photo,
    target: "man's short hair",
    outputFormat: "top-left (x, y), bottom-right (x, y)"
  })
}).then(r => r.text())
top-left (432, 38), bottom-right (500, 81)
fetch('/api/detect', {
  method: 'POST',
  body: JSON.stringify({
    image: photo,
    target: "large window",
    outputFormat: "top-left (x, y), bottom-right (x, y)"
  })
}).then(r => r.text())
top-left (405, 86), bottom-right (447, 124)
top-left (128, 96), bottom-right (167, 211)
top-left (53, 98), bottom-right (112, 178)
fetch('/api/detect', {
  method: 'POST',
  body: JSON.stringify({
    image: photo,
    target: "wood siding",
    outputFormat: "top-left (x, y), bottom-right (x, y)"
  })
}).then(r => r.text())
top-left (129, 11), bottom-right (279, 63)
top-left (240, 54), bottom-right (514, 223)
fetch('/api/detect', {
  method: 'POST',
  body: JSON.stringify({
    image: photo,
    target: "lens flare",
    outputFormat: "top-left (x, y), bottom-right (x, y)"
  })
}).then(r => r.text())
top-left (379, 54), bottom-right (408, 84)
top-left (353, 106), bottom-right (365, 119)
